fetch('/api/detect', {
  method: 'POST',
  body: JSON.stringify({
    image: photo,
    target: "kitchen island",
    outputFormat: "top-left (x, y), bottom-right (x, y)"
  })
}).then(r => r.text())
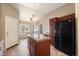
top-left (27, 34), bottom-right (51, 56)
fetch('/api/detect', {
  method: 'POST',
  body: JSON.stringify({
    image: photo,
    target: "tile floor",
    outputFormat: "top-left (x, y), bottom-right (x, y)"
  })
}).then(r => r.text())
top-left (4, 39), bottom-right (67, 56)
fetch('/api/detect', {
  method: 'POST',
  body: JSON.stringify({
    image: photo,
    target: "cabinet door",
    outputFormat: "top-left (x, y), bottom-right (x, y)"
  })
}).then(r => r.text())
top-left (37, 40), bottom-right (50, 56)
top-left (49, 17), bottom-right (58, 45)
top-left (30, 39), bottom-right (36, 56)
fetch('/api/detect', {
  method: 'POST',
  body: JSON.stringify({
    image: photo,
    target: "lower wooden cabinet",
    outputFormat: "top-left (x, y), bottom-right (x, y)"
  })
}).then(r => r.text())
top-left (28, 36), bottom-right (51, 56)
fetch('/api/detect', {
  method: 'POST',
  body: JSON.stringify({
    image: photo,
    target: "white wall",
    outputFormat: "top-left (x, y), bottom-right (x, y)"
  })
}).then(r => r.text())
top-left (38, 3), bottom-right (75, 34)
top-left (76, 3), bottom-right (79, 55)
top-left (0, 4), bottom-right (2, 40)
top-left (1, 4), bottom-right (19, 40)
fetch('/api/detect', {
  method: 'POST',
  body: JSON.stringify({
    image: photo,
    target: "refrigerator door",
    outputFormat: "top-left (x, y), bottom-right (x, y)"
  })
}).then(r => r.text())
top-left (55, 21), bottom-right (62, 50)
top-left (61, 19), bottom-right (75, 56)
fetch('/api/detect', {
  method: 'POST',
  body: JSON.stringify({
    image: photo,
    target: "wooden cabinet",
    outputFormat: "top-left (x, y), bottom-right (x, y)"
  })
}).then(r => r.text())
top-left (36, 40), bottom-right (50, 56)
top-left (28, 35), bottom-right (51, 56)
top-left (49, 17), bottom-right (58, 45)
top-left (49, 13), bottom-right (76, 55)
top-left (49, 14), bottom-right (75, 45)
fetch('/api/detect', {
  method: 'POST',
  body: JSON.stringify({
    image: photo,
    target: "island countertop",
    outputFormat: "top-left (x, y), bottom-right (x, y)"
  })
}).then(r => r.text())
top-left (27, 34), bottom-right (51, 42)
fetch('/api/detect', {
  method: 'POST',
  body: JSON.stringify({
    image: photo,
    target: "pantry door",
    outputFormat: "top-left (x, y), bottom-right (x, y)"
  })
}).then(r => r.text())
top-left (5, 16), bottom-right (19, 50)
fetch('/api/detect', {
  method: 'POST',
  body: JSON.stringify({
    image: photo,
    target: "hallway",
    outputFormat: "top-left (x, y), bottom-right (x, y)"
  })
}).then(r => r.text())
top-left (4, 39), bottom-right (67, 56)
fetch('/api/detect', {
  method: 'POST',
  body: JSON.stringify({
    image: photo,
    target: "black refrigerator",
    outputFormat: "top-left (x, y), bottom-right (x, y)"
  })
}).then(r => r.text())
top-left (55, 19), bottom-right (75, 56)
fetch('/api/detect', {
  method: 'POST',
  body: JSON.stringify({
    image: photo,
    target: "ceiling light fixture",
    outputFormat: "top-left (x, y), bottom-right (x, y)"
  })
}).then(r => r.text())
top-left (29, 14), bottom-right (38, 23)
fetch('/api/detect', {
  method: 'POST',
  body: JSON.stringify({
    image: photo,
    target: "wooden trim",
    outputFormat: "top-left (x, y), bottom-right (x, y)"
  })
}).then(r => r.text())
top-left (59, 13), bottom-right (75, 21)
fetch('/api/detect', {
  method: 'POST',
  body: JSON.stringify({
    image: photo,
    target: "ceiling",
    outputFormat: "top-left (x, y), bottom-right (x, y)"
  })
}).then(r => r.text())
top-left (11, 3), bottom-right (66, 23)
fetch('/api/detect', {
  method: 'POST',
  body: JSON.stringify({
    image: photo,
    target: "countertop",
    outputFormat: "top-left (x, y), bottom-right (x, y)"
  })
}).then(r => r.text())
top-left (28, 34), bottom-right (51, 42)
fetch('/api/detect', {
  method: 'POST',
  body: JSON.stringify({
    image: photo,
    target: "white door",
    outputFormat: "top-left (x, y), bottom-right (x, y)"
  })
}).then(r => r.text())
top-left (5, 16), bottom-right (19, 50)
